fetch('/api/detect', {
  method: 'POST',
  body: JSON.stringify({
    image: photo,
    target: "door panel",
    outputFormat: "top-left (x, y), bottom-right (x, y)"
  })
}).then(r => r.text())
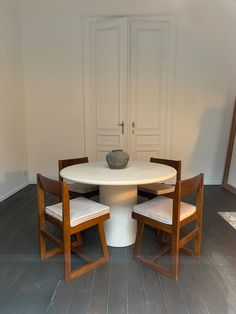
top-left (84, 17), bottom-right (128, 160)
top-left (136, 150), bottom-right (160, 161)
top-left (129, 18), bottom-right (171, 160)
top-left (94, 27), bottom-right (120, 129)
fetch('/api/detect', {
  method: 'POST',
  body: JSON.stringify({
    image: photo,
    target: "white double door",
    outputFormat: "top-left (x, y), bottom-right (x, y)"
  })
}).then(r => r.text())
top-left (83, 16), bottom-right (174, 161)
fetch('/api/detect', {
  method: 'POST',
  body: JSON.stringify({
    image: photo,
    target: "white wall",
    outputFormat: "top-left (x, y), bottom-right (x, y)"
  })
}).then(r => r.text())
top-left (21, 0), bottom-right (236, 184)
top-left (0, 0), bottom-right (28, 201)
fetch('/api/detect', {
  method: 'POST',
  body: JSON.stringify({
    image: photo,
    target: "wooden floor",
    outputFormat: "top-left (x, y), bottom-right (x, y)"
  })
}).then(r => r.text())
top-left (0, 185), bottom-right (236, 314)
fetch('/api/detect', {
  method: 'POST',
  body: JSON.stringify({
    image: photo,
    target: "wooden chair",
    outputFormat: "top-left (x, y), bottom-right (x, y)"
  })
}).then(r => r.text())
top-left (132, 173), bottom-right (204, 280)
top-left (138, 158), bottom-right (181, 199)
top-left (37, 173), bottom-right (110, 281)
top-left (58, 157), bottom-right (99, 198)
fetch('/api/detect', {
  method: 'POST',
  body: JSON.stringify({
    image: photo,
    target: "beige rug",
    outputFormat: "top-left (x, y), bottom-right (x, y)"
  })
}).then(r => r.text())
top-left (218, 212), bottom-right (236, 230)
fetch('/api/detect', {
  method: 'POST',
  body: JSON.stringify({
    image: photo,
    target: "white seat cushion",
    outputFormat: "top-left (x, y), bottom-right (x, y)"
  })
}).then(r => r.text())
top-left (64, 180), bottom-right (98, 194)
top-left (138, 182), bottom-right (175, 195)
top-left (46, 197), bottom-right (109, 227)
top-left (133, 196), bottom-right (196, 225)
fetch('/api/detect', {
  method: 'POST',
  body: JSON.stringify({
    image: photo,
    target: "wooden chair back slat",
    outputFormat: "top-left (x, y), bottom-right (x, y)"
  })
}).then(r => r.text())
top-left (150, 157), bottom-right (181, 180)
top-left (37, 173), bottom-right (62, 197)
top-left (58, 157), bottom-right (89, 181)
top-left (177, 173), bottom-right (204, 197)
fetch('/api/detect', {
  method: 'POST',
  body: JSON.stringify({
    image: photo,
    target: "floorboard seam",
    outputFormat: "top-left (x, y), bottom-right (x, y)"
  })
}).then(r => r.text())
top-left (85, 268), bottom-right (96, 314)
top-left (141, 264), bottom-right (150, 314)
top-left (46, 279), bottom-right (61, 313)
top-left (106, 254), bottom-right (112, 314)
top-left (125, 248), bottom-right (129, 314)
top-left (158, 274), bottom-right (168, 313)
top-left (177, 281), bottom-right (190, 314)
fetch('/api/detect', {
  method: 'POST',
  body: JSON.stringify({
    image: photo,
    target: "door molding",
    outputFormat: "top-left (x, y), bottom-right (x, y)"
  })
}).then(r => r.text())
top-left (129, 16), bottom-right (176, 160)
top-left (82, 15), bottom-right (176, 160)
top-left (82, 16), bottom-right (128, 160)
top-left (82, 16), bottom-right (103, 160)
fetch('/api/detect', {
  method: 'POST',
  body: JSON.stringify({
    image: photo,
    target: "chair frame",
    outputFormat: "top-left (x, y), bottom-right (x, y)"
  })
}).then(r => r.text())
top-left (58, 157), bottom-right (99, 199)
top-left (37, 173), bottom-right (109, 281)
top-left (133, 173), bottom-right (204, 280)
top-left (138, 157), bottom-right (181, 199)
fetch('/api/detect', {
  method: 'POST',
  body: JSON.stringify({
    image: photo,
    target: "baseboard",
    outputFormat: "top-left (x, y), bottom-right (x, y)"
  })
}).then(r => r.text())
top-left (204, 180), bottom-right (222, 185)
top-left (0, 181), bottom-right (29, 202)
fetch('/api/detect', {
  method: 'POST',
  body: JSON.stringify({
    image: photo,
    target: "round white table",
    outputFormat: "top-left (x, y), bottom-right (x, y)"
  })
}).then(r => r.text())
top-left (60, 161), bottom-right (176, 247)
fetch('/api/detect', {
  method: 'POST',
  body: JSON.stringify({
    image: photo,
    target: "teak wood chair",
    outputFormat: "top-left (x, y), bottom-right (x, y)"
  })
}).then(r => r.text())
top-left (58, 157), bottom-right (99, 199)
top-left (37, 173), bottom-right (110, 281)
top-left (132, 173), bottom-right (204, 280)
top-left (138, 157), bottom-right (182, 199)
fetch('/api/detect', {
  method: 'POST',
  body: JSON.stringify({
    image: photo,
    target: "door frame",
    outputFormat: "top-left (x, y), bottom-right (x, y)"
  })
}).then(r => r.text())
top-left (82, 16), bottom-right (105, 160)
top-left (82, 15), bottom-right (176, 160)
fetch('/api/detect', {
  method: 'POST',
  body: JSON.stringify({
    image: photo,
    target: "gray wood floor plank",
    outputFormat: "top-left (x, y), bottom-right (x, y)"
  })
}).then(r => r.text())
top-left (23, 260), bottom-right (62, 314)
top-left (46, 279), bottom-right (77, 314)
top-left (107, 247), bottom-right (127, 314)
top-left (160, 275), bottom-right (189, 314)
top-left (204, 253), bottom-right (236, 313)
top-left (187, 257), bottom-right (228, 314)
top-left (0, 260), bottom-right (36, 313)
top-left (86, 263), bottom-right (110, 314)
top-left (142, 267), bottom-right (168, 314)
top-left (126, 247), bottom-right (148, 314)
top-left (67, 271), bottom-right (94, 314)
top-left (25, 278), bottom-right (60, 314)
top-left (177, 257), bottom-right (210, 314)
top-left (5, 261), bottom-right (59, 314)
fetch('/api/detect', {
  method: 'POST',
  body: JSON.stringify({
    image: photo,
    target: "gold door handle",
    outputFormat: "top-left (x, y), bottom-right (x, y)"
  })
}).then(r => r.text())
top-left (118, 121), bottom-right (124, 134)
top-left (132, 122), bottom-right (135, 134)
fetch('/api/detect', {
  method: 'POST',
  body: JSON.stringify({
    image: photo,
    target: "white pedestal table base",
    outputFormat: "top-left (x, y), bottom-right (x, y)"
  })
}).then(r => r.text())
top-left (99, 185), bottom-right (137, 247)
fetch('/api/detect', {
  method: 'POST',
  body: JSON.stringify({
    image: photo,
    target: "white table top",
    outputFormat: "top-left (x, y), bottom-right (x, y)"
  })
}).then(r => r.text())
top-left (60, 161), bottom-right (177, 186)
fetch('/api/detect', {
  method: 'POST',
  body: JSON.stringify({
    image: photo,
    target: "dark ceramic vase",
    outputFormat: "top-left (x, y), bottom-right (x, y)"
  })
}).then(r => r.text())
top-left (106, 150), bottom-right (129, 169)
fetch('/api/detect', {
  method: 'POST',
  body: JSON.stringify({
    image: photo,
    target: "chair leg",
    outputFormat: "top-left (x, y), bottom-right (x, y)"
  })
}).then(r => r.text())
top-left (63, 230), bottom-right (72, 281)
top-left (194, 230), bottom-right (201, 257)
top-left (39, 229), bottom-right (47, 259)
top-left (98, 222), bottom-right (109, 262)
top-left (171, 234), bottom-right (179, 280)
top-left (134, 221), bottom-right (144, 257)
top-left (38, 212), bottom-right (47, 259)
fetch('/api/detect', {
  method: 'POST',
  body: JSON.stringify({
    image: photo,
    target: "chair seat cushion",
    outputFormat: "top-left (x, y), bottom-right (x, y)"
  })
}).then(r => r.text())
top-left (138, 182), bottom-right (175, 195)
top-left (65, 180), bottom-right (98, 194)
top-left (133, 196), bottom-right (196, 225)
top-left (46, 197), bottom-right (109, 227)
